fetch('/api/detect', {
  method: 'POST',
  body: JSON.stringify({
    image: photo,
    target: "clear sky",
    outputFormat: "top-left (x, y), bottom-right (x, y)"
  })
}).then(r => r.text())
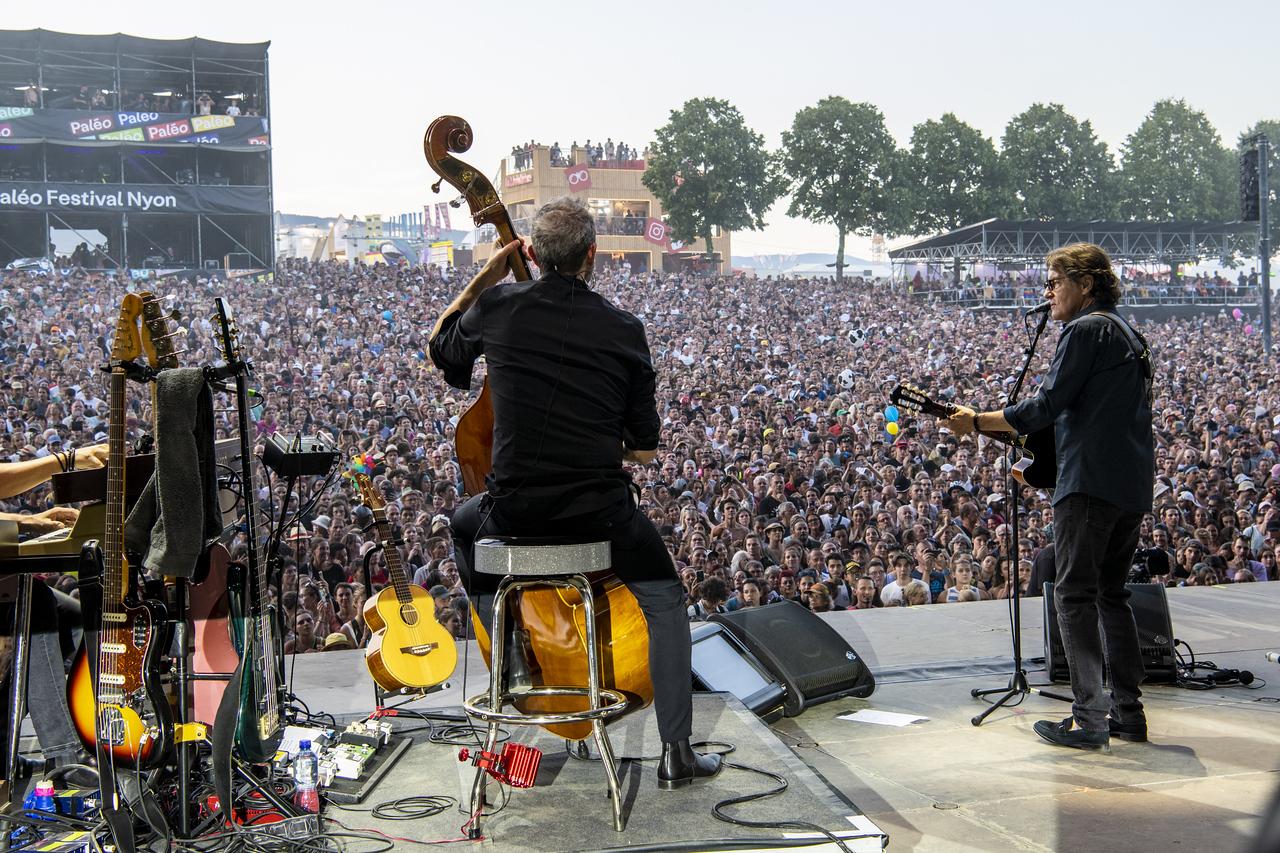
top-left (10, 1), bottom-right (1277, 258)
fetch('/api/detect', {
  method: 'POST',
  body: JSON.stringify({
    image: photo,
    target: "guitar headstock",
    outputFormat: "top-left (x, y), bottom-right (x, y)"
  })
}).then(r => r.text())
top-left (213, 297), bottom-right (243, 368)
top-left (889, 383), bottom-right (955, 419)
top-left (140, 292), bottom-right (185, 369)
top-left (110, 294), bottom-right (145, 363)
top-left (350, 472), bottom-right (386, 518)
top-left (424, 115), bottom-right (531, 282)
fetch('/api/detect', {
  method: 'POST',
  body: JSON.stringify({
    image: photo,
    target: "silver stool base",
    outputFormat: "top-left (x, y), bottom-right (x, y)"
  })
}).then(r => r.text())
top-left (463, 571), bottom-right (629, 836)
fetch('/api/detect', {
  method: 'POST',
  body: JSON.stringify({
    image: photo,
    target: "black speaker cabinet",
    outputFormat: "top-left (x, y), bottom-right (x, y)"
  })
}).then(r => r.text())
top-left (689, 622), bottom-right (787, 723)
top-left (710, 600), bottom-right (875, 717)
top-left (1042, 582), bottom-right (1177, 684)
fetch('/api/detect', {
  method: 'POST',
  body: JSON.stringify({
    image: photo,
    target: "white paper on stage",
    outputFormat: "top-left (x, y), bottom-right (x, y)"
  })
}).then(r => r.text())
top-left (837, 709), bottom-right (928, 727)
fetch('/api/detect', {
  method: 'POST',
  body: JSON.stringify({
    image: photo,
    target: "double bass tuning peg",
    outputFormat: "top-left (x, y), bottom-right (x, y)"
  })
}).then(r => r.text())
top-left (431, 179), bottom-right (443, 194)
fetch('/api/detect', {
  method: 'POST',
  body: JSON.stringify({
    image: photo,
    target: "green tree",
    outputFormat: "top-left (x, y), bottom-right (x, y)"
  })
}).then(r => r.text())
top-left (642, 98), bottom-right (782, 259)
top-left (1118, 99), bottom-right (1235, 220)
top-left (779, 97), bottom-right (904, 280)
top-left (1000, 103), bottom-right (1116, 220)
top-left (902, 112), bottom-right (1005, 234)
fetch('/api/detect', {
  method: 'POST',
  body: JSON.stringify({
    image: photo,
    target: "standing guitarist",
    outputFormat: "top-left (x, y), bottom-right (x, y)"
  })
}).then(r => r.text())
top-left (430, 197), bottom-right (721, 789)
top-left (947, 243), bottom-right (1154, 751)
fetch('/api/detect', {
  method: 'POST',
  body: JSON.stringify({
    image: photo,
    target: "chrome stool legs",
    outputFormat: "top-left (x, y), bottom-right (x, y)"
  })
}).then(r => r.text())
top-left (464, 573), bottom-right (628, 837)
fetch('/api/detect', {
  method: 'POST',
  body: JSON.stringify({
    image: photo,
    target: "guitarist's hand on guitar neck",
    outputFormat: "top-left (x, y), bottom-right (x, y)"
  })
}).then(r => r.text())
top-left (946, 404), bottom-right (1016, 440)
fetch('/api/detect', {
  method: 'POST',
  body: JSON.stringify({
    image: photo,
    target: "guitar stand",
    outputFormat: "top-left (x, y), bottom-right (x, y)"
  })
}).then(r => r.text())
top-left (971, 308), bottom-right (1072, 725)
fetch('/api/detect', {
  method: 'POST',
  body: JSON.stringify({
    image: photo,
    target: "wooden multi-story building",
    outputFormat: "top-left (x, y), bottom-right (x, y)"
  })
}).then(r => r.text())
top-left (473, 144), bottom-right (731, 274)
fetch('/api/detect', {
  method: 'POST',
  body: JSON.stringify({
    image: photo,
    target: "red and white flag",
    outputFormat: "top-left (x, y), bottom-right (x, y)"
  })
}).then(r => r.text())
top-left (643, 218), bottom-right (669, 248)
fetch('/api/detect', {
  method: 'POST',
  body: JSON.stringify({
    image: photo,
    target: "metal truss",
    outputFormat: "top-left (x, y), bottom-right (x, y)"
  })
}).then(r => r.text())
top-left (890, 218), bottom-right (1258, 265)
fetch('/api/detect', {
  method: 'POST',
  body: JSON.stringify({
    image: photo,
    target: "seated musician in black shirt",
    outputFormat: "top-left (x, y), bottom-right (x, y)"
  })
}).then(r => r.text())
top-left (430, 196), bottom-right (721, 789)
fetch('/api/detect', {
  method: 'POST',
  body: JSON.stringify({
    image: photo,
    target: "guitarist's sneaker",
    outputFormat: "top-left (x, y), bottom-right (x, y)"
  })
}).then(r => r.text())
top-left (657, 740), bottom-right (723, 790)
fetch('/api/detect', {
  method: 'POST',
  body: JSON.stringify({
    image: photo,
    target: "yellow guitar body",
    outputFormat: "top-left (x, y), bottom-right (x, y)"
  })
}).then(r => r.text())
top-left (362, 584), bottom-right (457, 692)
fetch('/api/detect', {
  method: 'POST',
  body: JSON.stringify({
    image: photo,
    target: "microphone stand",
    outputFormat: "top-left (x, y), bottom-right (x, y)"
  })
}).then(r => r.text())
top-left (970, 309), bottom-right (1071, 725)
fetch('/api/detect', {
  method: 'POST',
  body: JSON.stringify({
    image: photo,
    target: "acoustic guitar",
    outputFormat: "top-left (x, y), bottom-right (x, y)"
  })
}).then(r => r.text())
top-left (351, 473), bottom-right (457, 692)
top-left (889, 383), bottom-right (1057, 489)
top-left (67, 294), bottom-right (173, 769)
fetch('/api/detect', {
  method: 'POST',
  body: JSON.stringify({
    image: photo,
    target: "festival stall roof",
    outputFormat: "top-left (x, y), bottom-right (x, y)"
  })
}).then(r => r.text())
top-left (0, 29), bottom-right (270, 60)
top-left (889, 218), bottom-right (1256, 265)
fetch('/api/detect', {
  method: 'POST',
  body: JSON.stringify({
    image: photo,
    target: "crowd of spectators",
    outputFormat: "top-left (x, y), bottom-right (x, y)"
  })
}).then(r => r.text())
top-left (6, 82), bottom-right (259, 117)
top-left (517, 140), bottom-right (646, 170)
top-left (1, 257), bottom-right (1276, 652)
top-left (909, 269), bottom-right (1263, 305)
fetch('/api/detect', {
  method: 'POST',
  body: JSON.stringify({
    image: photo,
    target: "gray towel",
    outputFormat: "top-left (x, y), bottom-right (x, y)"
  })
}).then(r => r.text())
top-left (124, 368), bottom-right (221, 578)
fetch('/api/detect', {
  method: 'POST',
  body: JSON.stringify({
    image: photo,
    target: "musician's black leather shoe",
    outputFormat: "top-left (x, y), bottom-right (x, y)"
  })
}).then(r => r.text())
top-left (657, 739), bottom-right (723, 790)
top-left (1033, 716), bottom-right (1110, 751)
top-left (50, 764), bottom-right (99, 790)
top-left (1108, 716), bottom-right (1148, 743)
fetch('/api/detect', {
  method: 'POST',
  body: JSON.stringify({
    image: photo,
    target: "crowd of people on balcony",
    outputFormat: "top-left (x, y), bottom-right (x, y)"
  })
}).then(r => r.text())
top-left (7, 81), bottom-right (259, 117)
top-left (512, 139), bottom-right (648, 170)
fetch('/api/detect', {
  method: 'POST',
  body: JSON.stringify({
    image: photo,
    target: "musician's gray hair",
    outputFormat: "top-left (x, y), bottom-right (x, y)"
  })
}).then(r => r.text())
top-left (531, 196), bottom-right (595, 275)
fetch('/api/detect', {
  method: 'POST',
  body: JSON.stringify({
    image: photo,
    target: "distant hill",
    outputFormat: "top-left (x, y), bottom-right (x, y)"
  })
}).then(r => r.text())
top-left (731, 252), bottom-right (876, 268)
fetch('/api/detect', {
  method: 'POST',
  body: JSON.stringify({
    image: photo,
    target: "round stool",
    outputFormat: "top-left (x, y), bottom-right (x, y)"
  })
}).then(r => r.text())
top-left (463, 536), bottom-right (629, 836)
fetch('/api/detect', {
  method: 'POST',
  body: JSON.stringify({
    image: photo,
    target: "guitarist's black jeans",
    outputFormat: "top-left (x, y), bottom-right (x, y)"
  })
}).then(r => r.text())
top-left (1052, 493), bottom-right (1146, 732)
top-left (451, 493), bottom-right (693, 745)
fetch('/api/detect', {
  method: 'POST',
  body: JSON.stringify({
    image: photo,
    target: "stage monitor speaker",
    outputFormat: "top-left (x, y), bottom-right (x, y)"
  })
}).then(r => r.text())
top-left (1043, 582), bottom-right (1177, 684)
top-left (689, 622), bottom-right (786, 723)
top-left (710, 600), bottom-right (874, 717)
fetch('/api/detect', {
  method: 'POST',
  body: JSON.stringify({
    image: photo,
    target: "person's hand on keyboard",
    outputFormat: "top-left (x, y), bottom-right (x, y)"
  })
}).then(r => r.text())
top-left (19, 507), bottom-right (79, 535)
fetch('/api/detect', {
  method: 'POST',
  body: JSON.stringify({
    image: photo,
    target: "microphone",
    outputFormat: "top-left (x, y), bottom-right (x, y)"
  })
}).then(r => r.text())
top-left (1266, 652), bottom-right (1280, 664)
top-left (1025, 301), bottom-right (1052, 316)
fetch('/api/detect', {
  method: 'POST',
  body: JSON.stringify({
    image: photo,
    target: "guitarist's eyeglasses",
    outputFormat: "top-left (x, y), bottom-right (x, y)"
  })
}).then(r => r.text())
top-left (1045, 276), bottom-right (1068, 291)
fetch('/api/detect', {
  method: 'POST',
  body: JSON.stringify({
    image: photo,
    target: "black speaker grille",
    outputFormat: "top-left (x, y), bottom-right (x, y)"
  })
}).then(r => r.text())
top-left (711, 600), bottom-right (874, 716)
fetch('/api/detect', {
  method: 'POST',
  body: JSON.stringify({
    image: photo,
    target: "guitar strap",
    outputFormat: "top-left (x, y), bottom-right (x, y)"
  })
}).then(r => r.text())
top-left (210, 656), bottom-right (243, 826)
top-left (1089, 311), bottom-right (1154, 405)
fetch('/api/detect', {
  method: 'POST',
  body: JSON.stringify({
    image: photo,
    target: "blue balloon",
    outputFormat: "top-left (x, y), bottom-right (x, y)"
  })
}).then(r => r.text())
top-left (382, 309), bottom-right (393, 322)
top-left (884, 405), bottom-right (899, 422)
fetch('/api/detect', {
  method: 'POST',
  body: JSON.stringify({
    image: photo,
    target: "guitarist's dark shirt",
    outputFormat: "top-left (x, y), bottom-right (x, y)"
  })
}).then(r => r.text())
top-left (430, 270), bottom-right (660, 521)
top-left (1002, 304), bottom-right (1154, 514)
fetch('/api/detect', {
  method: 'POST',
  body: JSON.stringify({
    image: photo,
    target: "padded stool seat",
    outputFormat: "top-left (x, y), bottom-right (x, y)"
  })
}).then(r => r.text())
top-left (473, 536), bottom-right (611, 577)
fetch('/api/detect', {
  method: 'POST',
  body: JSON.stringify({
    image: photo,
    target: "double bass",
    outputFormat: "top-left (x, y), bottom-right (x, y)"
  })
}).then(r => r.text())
top-left (424, 116), bottom-right (652, 739)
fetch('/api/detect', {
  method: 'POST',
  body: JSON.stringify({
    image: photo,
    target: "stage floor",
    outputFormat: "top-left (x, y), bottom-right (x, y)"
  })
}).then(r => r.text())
top-left (286, 583), bottom-right (1280, 851)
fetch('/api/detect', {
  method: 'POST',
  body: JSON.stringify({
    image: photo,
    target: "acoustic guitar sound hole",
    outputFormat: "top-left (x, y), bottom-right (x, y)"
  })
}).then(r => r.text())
top-left (399, 604), bottom-right (419, 626)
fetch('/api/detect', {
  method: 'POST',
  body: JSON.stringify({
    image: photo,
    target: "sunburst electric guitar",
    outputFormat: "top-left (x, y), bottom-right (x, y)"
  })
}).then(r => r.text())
top-left (351, 473), bottom-right (457, 692)
top-left (67, 294), bottom-right (174, 769)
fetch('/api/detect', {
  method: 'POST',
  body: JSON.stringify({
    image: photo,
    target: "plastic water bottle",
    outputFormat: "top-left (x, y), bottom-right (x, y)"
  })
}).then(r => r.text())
top-left (22, 780), bottom-right (56, 820)
top-left (293, 740), bottom-right (320, 813)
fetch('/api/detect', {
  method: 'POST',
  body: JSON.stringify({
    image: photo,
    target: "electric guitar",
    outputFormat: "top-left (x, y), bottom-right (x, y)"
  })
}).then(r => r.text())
top-left (215, 297), bottom-right (286, 762)
top-left (67, 294), bottom-right (174, 769)
top-left (351, 473), bottom-right (457, 692)
top-left (889, 383), bottom-right (1057, 489)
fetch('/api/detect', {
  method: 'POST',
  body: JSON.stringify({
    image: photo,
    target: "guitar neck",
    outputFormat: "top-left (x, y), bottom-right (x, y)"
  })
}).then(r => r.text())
top-left (233, 368), bottom-right (265, 594)
top-left (104, 366), bottom-right (128, 609)
top-left (372, 518), bottom-right (414, 603)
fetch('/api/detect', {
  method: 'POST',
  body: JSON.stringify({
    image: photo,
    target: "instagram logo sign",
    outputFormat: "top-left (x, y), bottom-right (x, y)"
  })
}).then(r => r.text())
top-left (643, 218), bottom-right (668, 247)
top-left (564, 165), bottom-right (591, 192)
